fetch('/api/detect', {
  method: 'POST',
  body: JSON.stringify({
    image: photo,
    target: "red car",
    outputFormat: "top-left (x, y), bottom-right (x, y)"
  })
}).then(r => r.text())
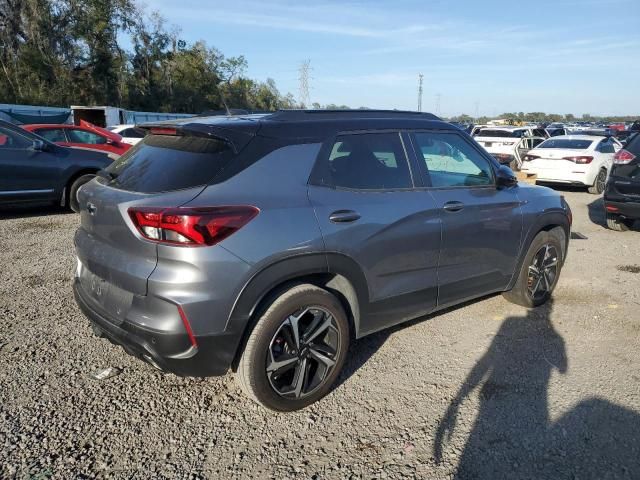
top-left (22, 120), bottom-right (132, 156)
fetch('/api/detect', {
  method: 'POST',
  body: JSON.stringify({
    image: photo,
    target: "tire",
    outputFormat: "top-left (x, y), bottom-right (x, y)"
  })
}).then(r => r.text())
top-left (503, 230), bottom-right (564, 308)
top-left (68, 174), bottom-right (96, 213)
top-left (606, 212), bottom-right (630, 232)
top-left (588, 168), bottom-right (607, 194)
top-left (235, 284), bottom-right (350, 411)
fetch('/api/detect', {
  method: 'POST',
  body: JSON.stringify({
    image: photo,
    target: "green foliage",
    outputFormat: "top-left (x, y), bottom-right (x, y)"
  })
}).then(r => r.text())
top-left (0, 0), bottom-right (295, 112)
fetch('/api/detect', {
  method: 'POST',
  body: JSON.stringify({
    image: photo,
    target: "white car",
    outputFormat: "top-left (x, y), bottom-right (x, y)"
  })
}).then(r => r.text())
top-left (520, 135), bottom-right (622, 194)
top-left (106, 124), bottom-right (146, 145)
top-left (473, 126), bottom-right (548, 169)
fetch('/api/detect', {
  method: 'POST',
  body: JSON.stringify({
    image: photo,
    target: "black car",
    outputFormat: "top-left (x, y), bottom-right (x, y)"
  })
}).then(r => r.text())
top-left (604, 132), bottom-right (640, 231)
top-left (0, 119), bottom-right (113, 211)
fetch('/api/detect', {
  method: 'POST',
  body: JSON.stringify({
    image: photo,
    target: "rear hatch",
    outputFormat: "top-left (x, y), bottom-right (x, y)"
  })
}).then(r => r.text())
top-left (75, 128), bottom-right (248, 297)
top-left (609, 133), bottom-right (640, 197)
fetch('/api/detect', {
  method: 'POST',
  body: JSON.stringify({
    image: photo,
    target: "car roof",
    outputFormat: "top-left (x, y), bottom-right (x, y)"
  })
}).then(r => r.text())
top-left (23, 124), bottom-right (77, 129)
top-left (140, 109), bottom-right (451, 143)
top-left (479, 126), bottom-right (529, 131)
top-left (544, 135), bottom-right (604, 141)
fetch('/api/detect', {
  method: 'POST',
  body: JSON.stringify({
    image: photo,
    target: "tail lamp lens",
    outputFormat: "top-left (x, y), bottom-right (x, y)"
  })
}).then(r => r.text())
top-left (562, 156), bottom-right (593, 164)
top-left (613, 149), bottom-right (636, 165)
top-left (128, 206), bottom-right (259, 246)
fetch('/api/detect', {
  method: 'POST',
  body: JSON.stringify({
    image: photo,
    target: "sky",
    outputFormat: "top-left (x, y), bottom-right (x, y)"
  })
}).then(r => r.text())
top-left (146, 0), bottom-right (640, 116)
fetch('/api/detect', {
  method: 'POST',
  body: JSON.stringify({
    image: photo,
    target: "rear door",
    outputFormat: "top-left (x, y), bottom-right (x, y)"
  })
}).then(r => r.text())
top-left (308, 131), bottom-right (441, 335)
top-left (610, 134), bottom-right (640, 197)
top-left (0, 124), bottom-right (61, 203)
top-left (409, 130), bottom-right (523, 306)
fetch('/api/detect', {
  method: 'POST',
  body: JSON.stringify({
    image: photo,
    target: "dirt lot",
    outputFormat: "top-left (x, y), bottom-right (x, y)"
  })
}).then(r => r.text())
top-left (1, 190), bottom-right (639, 479)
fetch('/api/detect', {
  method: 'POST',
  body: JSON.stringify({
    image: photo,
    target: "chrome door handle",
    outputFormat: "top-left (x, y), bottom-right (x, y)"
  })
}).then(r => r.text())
top-left (329, 210), bottom-right (361, 223)
top-left (443, 201), bottom-right (464, 212)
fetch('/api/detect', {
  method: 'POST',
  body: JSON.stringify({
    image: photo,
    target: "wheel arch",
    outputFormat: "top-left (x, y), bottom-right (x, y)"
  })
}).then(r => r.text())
top-left (62, 168), bottom-right (100, 206)
top-left (227, 252), bottom-right (368, 370)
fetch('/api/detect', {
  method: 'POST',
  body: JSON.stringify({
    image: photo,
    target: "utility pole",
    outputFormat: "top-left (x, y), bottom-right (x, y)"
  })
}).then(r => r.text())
top-left (435, 93), bottom-right (441, 117)
top-left (417, 74), bottom-right (424, 112)
top-left (298, 60), bottom-right (311, 109)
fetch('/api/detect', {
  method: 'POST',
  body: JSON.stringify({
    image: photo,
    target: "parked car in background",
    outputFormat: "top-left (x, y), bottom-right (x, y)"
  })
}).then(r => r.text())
top-left (0, 119), bottom-right (113, 212)
top-left (604, 133), bottom-right (640, 231)
top-left (546, 126), bottom-right (570, 137)
top-left (72, 109), bottom-right (571, 411)
top-left (473, 126), bottom-right (548, 169)
top-left (520, 135), bottom-right (622, 194)
top-left (22, 120), bottom-right (131, 156)
top-left (106, 124), bottom-right (147, 145)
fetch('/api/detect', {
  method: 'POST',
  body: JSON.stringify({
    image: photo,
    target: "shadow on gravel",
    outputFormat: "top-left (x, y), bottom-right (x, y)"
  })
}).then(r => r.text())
top-left (434, 299), bottom-right (640, 479)
top-left (0, 203), bottom-right (71, 220)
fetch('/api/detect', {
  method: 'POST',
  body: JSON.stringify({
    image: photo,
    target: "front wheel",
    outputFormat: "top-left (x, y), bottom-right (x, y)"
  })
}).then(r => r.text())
top-left (68, 174), bottom-right (96, 213)
top-left (235, 284), bottom-right (350, 411)
top-left (503, 230), bottom-right (564, 308)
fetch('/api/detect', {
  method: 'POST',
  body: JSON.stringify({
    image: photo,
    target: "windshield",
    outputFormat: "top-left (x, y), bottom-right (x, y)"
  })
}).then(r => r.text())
top-left (538, 139), bottom-right (593, 149)
top-left (104, 134), bottom-right (234, 193)
top-left (476, 129), bottom-right (525, 138)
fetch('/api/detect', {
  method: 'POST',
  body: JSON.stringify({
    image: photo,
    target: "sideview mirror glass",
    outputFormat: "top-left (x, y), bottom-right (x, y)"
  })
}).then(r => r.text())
top-left (496, 165), bottom-right (518, 188)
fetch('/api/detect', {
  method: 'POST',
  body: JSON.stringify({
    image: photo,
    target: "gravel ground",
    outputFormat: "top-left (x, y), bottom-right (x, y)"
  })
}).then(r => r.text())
top-left (1, 190), bottom-right (639, 479)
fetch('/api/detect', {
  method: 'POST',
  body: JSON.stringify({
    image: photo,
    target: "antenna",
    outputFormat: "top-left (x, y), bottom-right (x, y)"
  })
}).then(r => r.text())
top-left (417, 74), bottom-right (424, 112)
top-left (219, 89), bottom-right (231, 116)
top-left (298, 60), bottom-right (311, 108)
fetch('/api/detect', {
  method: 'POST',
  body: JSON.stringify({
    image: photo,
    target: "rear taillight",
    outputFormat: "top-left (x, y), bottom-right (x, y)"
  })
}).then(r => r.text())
top-left (562, 156), bottom-right (593, 164)
top-left (128, 206), bottom-right (259, 246)
top-left (613, 149), bottom-right (636, 165)
top-left (523, 154), bottom-right (540, 161)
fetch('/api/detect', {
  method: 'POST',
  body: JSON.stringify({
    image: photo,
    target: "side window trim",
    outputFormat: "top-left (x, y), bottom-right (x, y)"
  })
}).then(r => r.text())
top-left (308, 130), bottom-right (417, 192)
top-left (407, 129), bottom-right (497, 190)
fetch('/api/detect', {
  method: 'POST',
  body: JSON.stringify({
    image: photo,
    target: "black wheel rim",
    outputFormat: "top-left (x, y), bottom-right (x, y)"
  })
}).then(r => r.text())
top-left (527, 244), bottom-right (559, 301)
top-left (596, 170), bottom-right (606, 193)
top-left (266, 307), bottom-right (340, 399)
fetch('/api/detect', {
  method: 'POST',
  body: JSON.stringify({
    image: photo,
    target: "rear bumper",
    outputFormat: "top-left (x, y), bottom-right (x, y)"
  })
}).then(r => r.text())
top-left (73, 278), bottom-right (238, 376)
top-left (521, 167), bottom-right (591, 186)
top-left (603, 200), bottom-right (640, 220)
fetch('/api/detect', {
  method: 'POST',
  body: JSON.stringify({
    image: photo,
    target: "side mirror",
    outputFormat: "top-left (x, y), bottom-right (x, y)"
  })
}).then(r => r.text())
top-left (496, 165), bottom-right (518, 188)
top-left (32, 140), bottom-right (47, 152)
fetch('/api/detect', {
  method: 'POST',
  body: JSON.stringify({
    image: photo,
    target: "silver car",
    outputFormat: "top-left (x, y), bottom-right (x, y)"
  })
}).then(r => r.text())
top-left (73, 110), bottom-right (571, 411)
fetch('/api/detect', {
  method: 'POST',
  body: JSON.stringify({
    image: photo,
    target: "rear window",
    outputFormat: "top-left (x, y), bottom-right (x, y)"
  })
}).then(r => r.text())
top-left (104, 134), bottom-right (234, 193)
top-left (625, 133), bottom-right (640, 155)
top-left (476, 129), bottom-right (525, 138)
top-left (538, 139), bottom-right (593, 149)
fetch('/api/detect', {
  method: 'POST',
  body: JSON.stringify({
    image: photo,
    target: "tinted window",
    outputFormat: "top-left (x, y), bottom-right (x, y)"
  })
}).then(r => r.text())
top-left (538, 139), bottom-right (593, 149)
top-left (625, 133), bottom-right (640, 155)
top-left (413, 132), bottom-right (493, 187)
top-left (326, 133), bottom-right (412, 190)
top-left (0, 125), bottom-right (33, 149)
top-left (597, 140), bottom-right (615, 154)
top-left (104, 134), bottom-right (234, 193)
top-left (35, 128), bottom-right (67, 142)
top-left (67, 129), bottom-right (107, 144)
top-left (476, 129), bottom-right (525, 138)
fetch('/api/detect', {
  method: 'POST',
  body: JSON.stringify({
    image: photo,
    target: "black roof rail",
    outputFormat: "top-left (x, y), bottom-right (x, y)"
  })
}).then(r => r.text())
top-left (268, 109), bottom-right (440, 121)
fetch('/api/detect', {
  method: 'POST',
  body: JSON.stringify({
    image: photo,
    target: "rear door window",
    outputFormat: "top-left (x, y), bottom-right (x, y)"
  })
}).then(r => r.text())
top-left (0, 125), bottom-right (33, 149)
top-left (104, 134), bottom-right (235, 193)
top-left (323, 132), bottom-right (412, 190)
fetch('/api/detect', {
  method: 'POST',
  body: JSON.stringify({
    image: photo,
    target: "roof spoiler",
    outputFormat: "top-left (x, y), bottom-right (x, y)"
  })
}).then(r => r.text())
top-left (138, 122), bottom-right (258, 154)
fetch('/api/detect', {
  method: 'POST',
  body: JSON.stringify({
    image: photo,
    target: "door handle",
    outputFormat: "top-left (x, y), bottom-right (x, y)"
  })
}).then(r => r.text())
top-left (329, 210), bottom-right (361, 223)
top-left (443, 201), bottom-right (464, 213)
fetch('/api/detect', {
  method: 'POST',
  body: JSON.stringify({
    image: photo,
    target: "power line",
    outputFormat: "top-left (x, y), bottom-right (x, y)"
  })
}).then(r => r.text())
top-left (298, 59), bottom-right (311, 108)
top-left (417, 74), bottom-right (424, 112)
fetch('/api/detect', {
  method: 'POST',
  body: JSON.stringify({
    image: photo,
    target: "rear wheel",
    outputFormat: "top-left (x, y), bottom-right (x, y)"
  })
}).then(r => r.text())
top-left (503, 230), bottom-right (563, 308)
top-left (68, 174), bottom-right (96, 212)
top-left (606, 212), bottom-right (632, 232)
top-left (236, 284), bottom-right (350, 411)
top-left (588, 168), bottom-right (607, 194)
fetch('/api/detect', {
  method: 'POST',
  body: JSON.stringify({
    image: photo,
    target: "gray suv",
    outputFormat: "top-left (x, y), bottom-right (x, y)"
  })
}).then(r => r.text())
top-left (73, 110), bottom-right (571, 411)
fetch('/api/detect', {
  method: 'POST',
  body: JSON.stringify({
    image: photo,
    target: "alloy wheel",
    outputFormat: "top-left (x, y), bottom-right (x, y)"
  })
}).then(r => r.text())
top-left (266, 307), bottom-right (341, 399)
top-left (527, 244), bottom-right (559, 301)
top-left (596, 170), bottom-right (606, 194)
